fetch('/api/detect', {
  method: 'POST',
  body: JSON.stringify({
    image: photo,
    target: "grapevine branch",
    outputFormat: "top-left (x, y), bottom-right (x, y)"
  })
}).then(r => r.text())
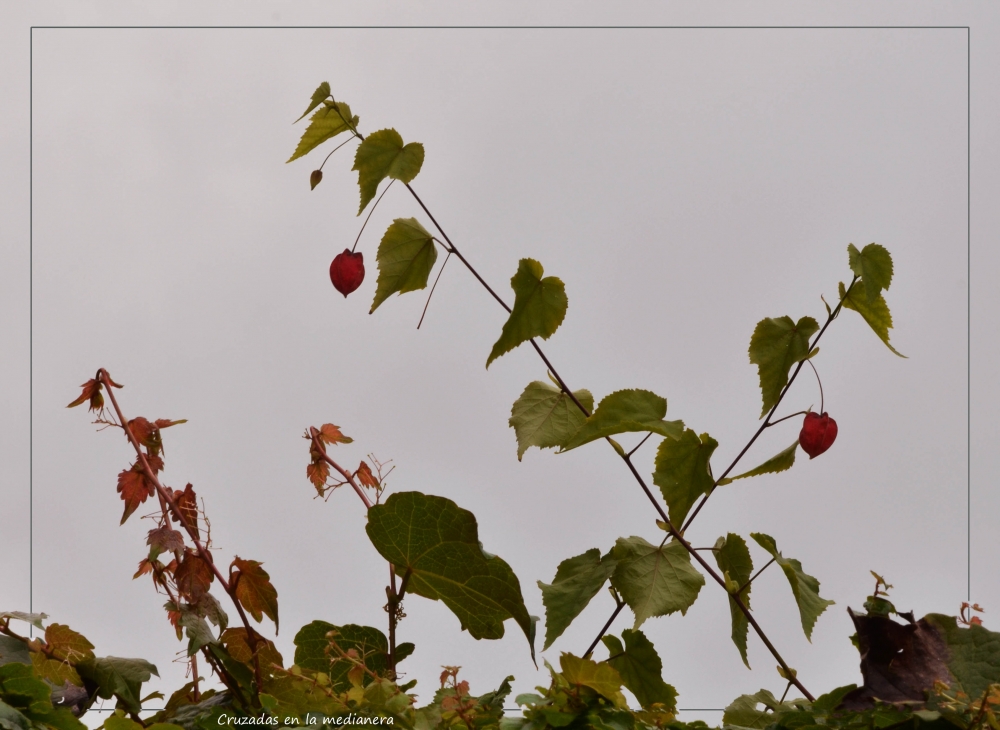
top-left (396, 184), bottom-right (816, 700)
top-left (96, 369), bottom-right (266, 696)
top-left (308, 429), bottom-right (406, 677)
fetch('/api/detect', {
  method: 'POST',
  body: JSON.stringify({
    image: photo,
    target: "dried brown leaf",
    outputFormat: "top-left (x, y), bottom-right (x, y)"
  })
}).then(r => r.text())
top-left (231, 557), bottom-right (279, 632)
top-left (117, 467), bottom-right (154, 525)
top-left (175, 550), bottom-right (214, 602)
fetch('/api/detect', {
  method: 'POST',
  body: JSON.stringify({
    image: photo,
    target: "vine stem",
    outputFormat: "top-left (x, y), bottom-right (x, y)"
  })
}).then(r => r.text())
top-left (680, 277), bottom-right (858, 534)
top-left (583, 600), bottom-right (625, 659)
top-left (96, 369), bottom-right (265, 695)
top-left (395, 184), bottom-right (816, 701)
top-left (308, 430), bottom-right (406, 674)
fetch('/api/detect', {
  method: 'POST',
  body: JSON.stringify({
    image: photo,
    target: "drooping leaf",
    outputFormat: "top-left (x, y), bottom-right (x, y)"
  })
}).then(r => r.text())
top-left (352, 128), bottom-right (424, 214)
top-left (538, 549), bottom-right (617, 650)
top-left (848, 243), bottom-right (893, 304)
top-left (146, 526), bottom-right (185, 560)
top-left (748, 316), bottom-right (820, 418)
top-left (509, 381), bottom-right (594, 461)
top-left (356, 461), bottom-right (378, 490)
top-left (486, 259), bottom-right (567, 369)
top-left (717, 441), bottom-right (798, 486)
top-left (0, 636), bottom-right (31, 666)
top-left (76, 656), bottom-right (158, 714)
top-left (0, 613), bottom-right (47, 631)
top-left (294, 82), bottom-right (331, 123)
top-left (231, 558), bottom-right (279, 632)
top-left (317, 424), bottom-right (353, 446)
top-left (713, 534), bottom-right (753, 667)
top-left (365, 492), bottom-right (535, 657)
top-left (370, 218), bottom-right (438, 313)
top-left (66, 379), bottom-right (103, 412)
top-left (116, 467), bottom-right (153, 525)
top-left (560, 390), bottom-right (684, 453)
top-left (652, 429), bottom-right (718, 528)
top-left (610, 537), bottom-right (705, 629)
top-left (722, 689), bottom-right (785, 729)
top-left (839, 281), bottom-right (906, 357)
top-left (287, 102), bottom-right (358, 164)
top-left (178, 612), bottom-right (216, 656)
top-left (750, 533), bottom-right (834, 640)
top-left (173, 551), bottom-right (213, 603)
top-left (601, 629), bottom-right (677, 711)
top-left (559, 654), bottom-right (626, 707)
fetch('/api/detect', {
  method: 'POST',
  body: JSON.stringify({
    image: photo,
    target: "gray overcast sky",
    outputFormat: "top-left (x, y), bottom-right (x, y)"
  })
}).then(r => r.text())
top-left (2, 1), bottom-right (999, 723)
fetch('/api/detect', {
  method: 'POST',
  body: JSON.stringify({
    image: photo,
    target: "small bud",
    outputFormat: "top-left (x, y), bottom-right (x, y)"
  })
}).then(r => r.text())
top-left (310, 169), bottom-right (323, 190)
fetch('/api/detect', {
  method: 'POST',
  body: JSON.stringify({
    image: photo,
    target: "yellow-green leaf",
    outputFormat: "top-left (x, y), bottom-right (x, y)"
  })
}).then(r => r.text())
top-left (560, 389), bottom-right (684, 453)
top-left (839, 281), bottom-right (906, 358)
top-left (559, 653), bottom-right (626, 707)
top-left (717, 441), bottom-right (798, 486)
top-left (713, 534), bottom-right (753, 668)
top-left (610, 537), bottom-right (705, 629)
top-left (287, 102), bottom-right (359, 163)
top-left (370, 218), bottom-right (438, 313)
top-left (848, 243), bottom-right (893, 304)
top-left (538, 549), bottom-right (617, 650)
top-left (294, 81), bottom-right (331, 123)
top-left (510, 381), bottom-right (593, 461)
top-left (487, 259), bottom-right (567, 368)
top-left (352, 128), bottom-right (424, 215)
top-left (748, 316), bottom-right (820, 418)
top-left (750, 533), bottom-right (834, 640)
top-left (652, 429), bottom-right (718, 529)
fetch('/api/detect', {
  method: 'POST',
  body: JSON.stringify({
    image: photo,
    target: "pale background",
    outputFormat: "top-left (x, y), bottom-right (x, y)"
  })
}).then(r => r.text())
top-left (2, 1), bottom-right (999, 725)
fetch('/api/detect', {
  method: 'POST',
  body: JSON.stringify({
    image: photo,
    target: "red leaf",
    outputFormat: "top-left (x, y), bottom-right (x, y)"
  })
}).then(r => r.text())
top-left (318, 423), bottom-right (353, 446)
top-left (169, 484), bottom-right (199, 537)
top-left (147, 525), bottom-right (185, 558)
top-left (145, 454), bottom-right (165, 474)
top-left (67, 379), bottom-right (103, 412)
top-left (356, 461), bottom-right (378, 490)
top-left (117, 467), bottom-right (154, 525)
top-left (175, 550), bottom-right (214, 601)
top-left (231, 557), bottom-right (279, 632)
top-left (134, 558), bottom-right (155, 579)
top-left (307, 461), bottom-right (329, 491)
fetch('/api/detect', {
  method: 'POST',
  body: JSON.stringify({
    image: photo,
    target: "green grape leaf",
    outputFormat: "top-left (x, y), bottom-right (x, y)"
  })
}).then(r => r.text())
top-left (920, 614), bottom-right (1000, 698)
top-left (259, 673), bottom-right (346, 724)
top-left (559, 654), bottom-right (626, 707)
top-left (178, 612), bottom-right (216, 656)
top-left (292, 622), bottom-right (392, 690)
top-left (510, 381), bottom-right (594, 461)
top-left (370, 218), bottom-right (438, 313)
top-left (366, 492), bottom-right (535, 658)
top-left (848, 243), bottom-right (893, 304)
top-left (538, 549), bottom-right (618, 650)
top-left (748, 316), bottom-right (820, 418)
top-left (560, 390), bottom-right (684, 453)
top-left (750, 533), bottom-right (834, 640)
top-left (30, 652), bottom-right (81, 688)
top-left (0, 663), bottom-right (86, 730)
top-left (713, 534), bottom-right (753, 668)
top-left (723, 689), bottom-right (784, 729)
top-left (352, 128), bottom-right (425, 215)
top-left (487, 259), bottom-right (567, 369)
top-left (0, 636), bottom-right (30, 667)
top-left (294, 82), bottom-right (331, 123)
top-left (651, 429), bottom-right (718, 529)
top-left (839, 281), bottom-right (906, 358)
top-left (601, 629), bottom-right (677, 711)
top-left (287, 102), bottom-right (358, 164)
top-left (76, 656), bottom-right (158, 714)
top-left (717, 441), bottom-right (798, 486)
top-left (610, 537), bottom-right (705, 629)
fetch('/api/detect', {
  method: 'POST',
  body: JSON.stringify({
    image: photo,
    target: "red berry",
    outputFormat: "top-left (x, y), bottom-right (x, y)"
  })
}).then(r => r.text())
top-left (330, 249), bottom-right (364, 297)
top-left (799, 411), bottom-right (838, 459)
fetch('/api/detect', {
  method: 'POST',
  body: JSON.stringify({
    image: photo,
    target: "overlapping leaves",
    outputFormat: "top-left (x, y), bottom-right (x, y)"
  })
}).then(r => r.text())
top-left (288, 101), bottom-right (358, 163)
top-left (560, 389), bottom-right (683, 453)
top-left (365, 492), bottom-right (535, 656)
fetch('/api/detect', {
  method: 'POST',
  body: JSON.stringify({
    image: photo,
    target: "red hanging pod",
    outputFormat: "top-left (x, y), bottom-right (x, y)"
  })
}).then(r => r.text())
top-left (799, 411), bottom-right (838, 459)
top-left (330, 249), bottom-right (365, 297)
